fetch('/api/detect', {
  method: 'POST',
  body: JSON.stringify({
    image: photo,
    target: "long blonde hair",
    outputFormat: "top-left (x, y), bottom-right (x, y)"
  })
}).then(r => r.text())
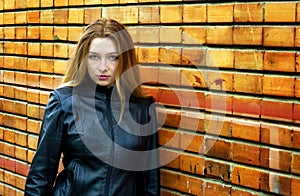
top-left (62, 18), bottom-right (145, 119)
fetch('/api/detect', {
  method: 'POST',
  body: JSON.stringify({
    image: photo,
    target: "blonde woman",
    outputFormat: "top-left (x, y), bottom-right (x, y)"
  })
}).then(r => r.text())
top-left (25, 18), bottom-right (160, 196)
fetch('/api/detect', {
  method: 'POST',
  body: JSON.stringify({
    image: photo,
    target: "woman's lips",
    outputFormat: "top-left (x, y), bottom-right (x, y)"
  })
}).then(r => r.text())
top-left (98, 75), bottom-right (109, 80)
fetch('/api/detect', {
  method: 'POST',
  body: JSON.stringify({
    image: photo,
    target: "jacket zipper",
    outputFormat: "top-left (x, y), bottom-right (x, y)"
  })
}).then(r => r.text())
top-left (105, 94), bottom-right (114, 196)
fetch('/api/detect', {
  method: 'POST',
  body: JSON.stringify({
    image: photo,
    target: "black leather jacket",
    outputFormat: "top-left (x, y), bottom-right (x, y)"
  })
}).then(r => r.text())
top-left (25, 78), bottom-right (160, 196)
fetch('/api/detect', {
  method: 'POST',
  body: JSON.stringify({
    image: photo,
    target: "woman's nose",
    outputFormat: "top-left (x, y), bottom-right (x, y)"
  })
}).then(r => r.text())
top-left (98, 59), bottom-right (108, 71)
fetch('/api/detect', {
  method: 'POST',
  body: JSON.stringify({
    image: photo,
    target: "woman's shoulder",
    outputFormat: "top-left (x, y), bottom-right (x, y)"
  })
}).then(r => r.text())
top-left (51, 85), bottom-right (74, 102)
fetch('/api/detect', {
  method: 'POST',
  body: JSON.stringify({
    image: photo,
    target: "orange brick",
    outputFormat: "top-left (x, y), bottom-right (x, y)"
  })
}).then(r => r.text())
top-left (158, 67), bottom-right (180, 86)
top-left (207, 70), bottom-right (232, 91)
top-left (265, 2), bottom-right (296, 22)
top-left (68, 8), bottom-right (84, 24)
top-left (263, 27), bottom-right (295, 47)
top-left (232, 142), bottom-right (260, 166)
top-left (14, 87), bottom-right (27, 101)
top-left (180, 132), bottom-right (203, 153)
top-left (84, 7), bottom-right (101, 24)
top-left (139, 65), bottom-right (158, 84)
top-left (68, 27), bottom-right (84, 42)
top-left (40, 75), bottom-right (54, 89)
top-left (40, 59), bottom-right (54, 73)
top-left (261, 99), bottom-right (293, 122)
top-left (15, 42), bottom-right (27, 55)
top-left (207, 4), bottom-right (233, 23)
top-left (233, 73), bottom-right (262, 94)
top-left (264, 51), bottom-right (295, 72)
top-left (159, 129), bottom-right (180, 149)
top-left (233, 26), bottom-right (262, 45)
top-left (138, 47), bottom-right (159, 63)
top-left (27, 119), bottom-right (41, 134)
top-left (15, 116), bottom-right (26, 131)
top-left (41, 10), bottom-right (53, 24)
top-left (183, 4), bottom-right (206, 23)
top-left (202, 138), bottom-right (230, 160)
top-left (3, 85), bottom-right (14, 98)
top-left (160, 5), bottom-right (182, 23)
top-left (40, 26), bottom-right (53, 40)
top-left (26, 73), bottom-right (40, 88)
top-left (27, 11), bottom-right (40, 23)
top-left (16, 27), bottom-right (27, 39)
top-left (15, 146), bottom-right (27, 162)
top-left (206, 115), bottom-right (231, 137)
top-left (181, 48), bottom-right (205, 66)
top-left (204, 159), bottom-right (231, 182)
top-left (4, 27), bottom-right (15, 39)
top-left (15, 72), bottom-right (27, 86)
top-left (3, 71), bottom-right (14, 84)
top-left (4, 42), bottom-right (16, 54)
top-left (41, 0), bottom-right (53, 7)
top-left (232, 165), bottom-right (260, 189)
top-left (207, 26), bottom-right (233, 45)
top-left (54, 76), bottom-right (62, 89)
top-left (204, 181), bottom-right (231, 195)
top-left (180, 153), bottom-right (204, 175)
top-left (54, 43), bottom-right (69, 58)
top-left (27, 88), bottom-right (39, 103)
top-left (40, 90), bottom-right (50, 105)
top-left (27, 26), bottom-right (40, 39)
top-left (69, 0), bottom-right (84, 6)
top-left (15, 171), bottom-right (26, 189)
top-left (231, 118), bottom-right (260, 142)
top-left (296, 27), bottom-right (300, 47)
top-left (234, 50), bottom-right (263, 70)
top-left (15, 0), bottom-right (27, 9)
top-left (54, 27), bottom-right (68, 41)
top-left (292, 178), bottom-right (300, 196)
top-left (205, 93), bottom-right (232, 114)
top-left (179, 174), bottom-right (203, 195)
top-left (232, 96), bottom-right (261, 118)
top-left (54, 0), bottom-right (68, 6)
top-left (4, 129), bottom-right (15, 143)
top-left (160, 27), bottom-right (181, 44)
top-left (234, 3), bottom-right (263, 22)
top-left (3, 12), bottom-right (14, 24)
top-left (159, 47), bottom-right (181, 65)
top-left (85, 0), bottom-right (101, 5)
top-left (138, 27), bottom-right (159, 43)
top-left (263, 75), bottom-right (295, 97)
top-left (27, 149), bottom-right (35, 163)
top-left (296, 53), bottom-right (300, 72)
top-left (260, 172), bottom-right (291, 195)
top-left (3, 56), bottom-right (15, 69)
top-left (41, 43), bottom-right (54, 57)
top-left (160, 169), bottom-right (179, 191)
top-left (139, 6), bottom-right (159, 24)
top-left (4, 143), bottom-right (15, 158)
top-left (27, 58), bottom-right (40, 72)
top-left (15, 11), bottom-right (26, 24)
top-left (28, 43), bottom-right (40, 56)
top-left (102, 7), bottom-right (139, 24)
top-left (15, 131), bottom-right (27, 147)
top-left (260, 147), bottom-right (291, 172)
top-left (27, 134), bottom-right (38, 149)
top-left (15, 101), bottom-right (27, 116)
top-left (181, 68), bottom-right (206, 88)
top-left (261, 123), bottom-right (293, 148)
top-left (54, 59), bottom-right (67, 75)
top-left (54, 9), bottom-right (68, 24)
top-left (207, 49), bottom-right (234, 69)
top-left (182, 27), bottom-right (206, 45)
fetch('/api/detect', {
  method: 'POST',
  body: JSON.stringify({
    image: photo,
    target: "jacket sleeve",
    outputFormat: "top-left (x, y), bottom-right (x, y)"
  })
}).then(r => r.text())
top-left (143, 97), bottom-right (160, 196)
top-left (25, 91), bottom-right (64, 196)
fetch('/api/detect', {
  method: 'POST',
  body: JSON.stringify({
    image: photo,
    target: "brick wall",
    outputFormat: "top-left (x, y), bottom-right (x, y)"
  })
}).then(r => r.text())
top-left (0, 0), bottom-right (299, 195)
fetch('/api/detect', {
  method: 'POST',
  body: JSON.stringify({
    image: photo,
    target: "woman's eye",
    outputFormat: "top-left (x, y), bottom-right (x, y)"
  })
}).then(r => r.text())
top-left (109, 55), bottom-right (118, 61)
top-left (88, 55), bottom-right (100, 60)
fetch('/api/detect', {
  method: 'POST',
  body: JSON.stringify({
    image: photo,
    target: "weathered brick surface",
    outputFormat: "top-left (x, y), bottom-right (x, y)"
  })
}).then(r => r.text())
top-left (0, 1), bottom-right (299, 196)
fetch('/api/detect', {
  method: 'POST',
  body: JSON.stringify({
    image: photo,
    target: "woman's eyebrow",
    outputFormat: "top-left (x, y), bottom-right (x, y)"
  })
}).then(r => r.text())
top-left (88, 51), bottom-right (118, 55)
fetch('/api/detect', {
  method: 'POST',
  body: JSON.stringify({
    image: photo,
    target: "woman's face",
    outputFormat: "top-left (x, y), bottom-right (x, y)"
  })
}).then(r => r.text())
top-left (86, 37), bottom-right (119, 87)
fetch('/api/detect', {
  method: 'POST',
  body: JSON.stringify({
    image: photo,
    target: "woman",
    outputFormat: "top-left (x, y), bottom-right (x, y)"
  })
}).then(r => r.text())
top-left (25, 18), bottom-right (160, 196)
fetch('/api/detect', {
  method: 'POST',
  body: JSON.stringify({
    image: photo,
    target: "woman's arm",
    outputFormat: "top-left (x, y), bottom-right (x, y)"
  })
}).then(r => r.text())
top-left (144, 97), bottom-right (160, 196)
top-left (25, 91), bottom-right (64, 196)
